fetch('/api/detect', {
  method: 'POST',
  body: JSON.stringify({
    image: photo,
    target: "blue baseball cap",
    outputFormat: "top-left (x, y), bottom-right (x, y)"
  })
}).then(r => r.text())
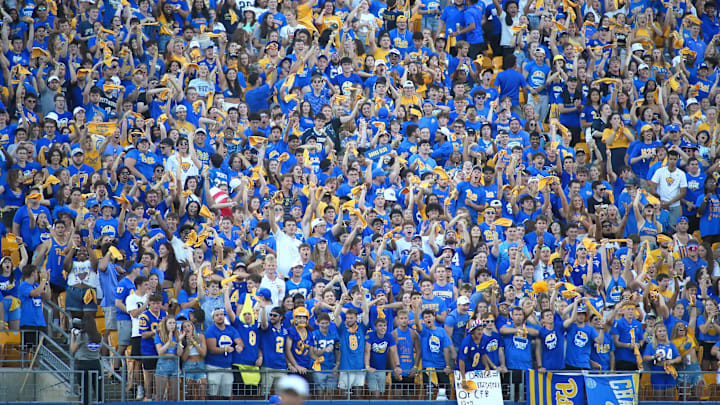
top-left (257, 288), bottom-right (272, 300)
top-left (85, 198), bottom-right (99, 208)
top-left (372, 168), bottom-right (387, 178)
top-left (664, 124), bottom-right (680, 133)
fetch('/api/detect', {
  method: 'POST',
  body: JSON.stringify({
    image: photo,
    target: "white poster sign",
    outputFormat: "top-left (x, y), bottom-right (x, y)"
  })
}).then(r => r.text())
top-left (453, 370), bottom-right (503, 405)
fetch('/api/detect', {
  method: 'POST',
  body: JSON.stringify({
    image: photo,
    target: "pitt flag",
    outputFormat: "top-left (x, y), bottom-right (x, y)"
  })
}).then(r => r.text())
top-left (526, 370), bottom-right (584, 405)
top-left (583, 374), bottom-right (639, 405)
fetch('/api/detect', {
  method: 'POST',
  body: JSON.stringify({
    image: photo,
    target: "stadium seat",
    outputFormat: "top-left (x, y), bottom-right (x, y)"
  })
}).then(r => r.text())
top-left (0, 331), bottom-right (22, 366)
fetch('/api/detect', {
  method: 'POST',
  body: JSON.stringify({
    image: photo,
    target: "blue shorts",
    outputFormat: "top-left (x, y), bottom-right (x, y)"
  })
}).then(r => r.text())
top-left (313, 371), bottom-right (337, 390)
top-left (3, 297), bottom-right (20, 321)
top-left (651, 373), bottom-right (676, 390)
top-left (156, 357), bottom-right (180, 378)
top-left (65, 285), bottom-right (98, 313)
top-left (678, 362), bottom-right (702, 385)
top-left (183, 360), bottom-right (207, 381)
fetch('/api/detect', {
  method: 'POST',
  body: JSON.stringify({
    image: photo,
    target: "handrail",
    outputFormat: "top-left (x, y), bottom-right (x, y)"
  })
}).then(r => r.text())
top-left (43, 300), bottom-right (71, 342)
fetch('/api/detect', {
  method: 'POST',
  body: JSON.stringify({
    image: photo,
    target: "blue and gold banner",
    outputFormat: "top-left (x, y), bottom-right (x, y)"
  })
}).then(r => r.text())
top-left (526, 370), bottom-right (585, 405)
top-left (583, 374), bottom-right (639, 405)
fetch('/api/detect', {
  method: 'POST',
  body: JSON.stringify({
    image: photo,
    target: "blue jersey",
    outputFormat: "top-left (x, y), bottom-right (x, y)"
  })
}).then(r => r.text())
top-left (115, 277), bottom-right (135, 321)
top-left (154, 333), bottom-right (178, 355)
top-left (366, 330), bottom-right (396, 369)
top-left (338, 322), bottom-right (367, 370)
top-left (538, 322), bottom-right (566, 370)
top-left (205, 323), bottom-right (240, 369)
top-left (288, 326), bottom-right (316, 369)
top-left (138, 309), bottom-right (166, 355)
top-left (420, 326), bottom-right (452, 368)
top-left (232, 319), bottom-right (259, 366)
top-left (259, 324), bottom-right (288, 369)
top-left (45, 236), bottom-right (68, 287)
top-left (458, 335), bottom-right (484, 372)
top-left (480, 331), bottom-right (503, 368)
top-left (564, 323), bottom-right (598, 369)
top-left (313, 328), bottom-right (340, 371)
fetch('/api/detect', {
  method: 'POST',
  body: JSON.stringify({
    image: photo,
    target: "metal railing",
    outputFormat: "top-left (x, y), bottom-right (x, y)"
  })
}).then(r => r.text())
top-left (0, 368), bottom-right (87, 403)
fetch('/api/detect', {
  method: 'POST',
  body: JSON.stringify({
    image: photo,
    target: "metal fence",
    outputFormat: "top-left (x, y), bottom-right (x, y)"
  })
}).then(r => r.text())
top-left (0, 368), bottom-right (88, 404)
top-left (1, 353), bottom-right (720, 403)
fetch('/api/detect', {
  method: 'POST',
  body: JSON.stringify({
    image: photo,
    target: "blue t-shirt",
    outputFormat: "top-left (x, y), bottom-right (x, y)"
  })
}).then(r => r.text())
top-left (420, 326), bottom-right (452, 368)
top-left (154, 332), bottom-right (178, 355)
top-left (611, 317), bottom-right (644, 362)
top-left (564, 323), bottom-right (598, 369)
top-left (502, 325), bottom-right (533, 370)
top-left (366, 330), bottom-right (396, 369)
top-left (18, 281), bottom-right (45, 327)
top-left (538, 322), bottom-right (566, 370)
top-left (494, 69), bottom-right (527, 106)
top-left (205, 323), bottom-right (240, 368)
top-left (444, 309), bottom-right (470, 349)
top-left (591, 331), bottom-right (615, 370)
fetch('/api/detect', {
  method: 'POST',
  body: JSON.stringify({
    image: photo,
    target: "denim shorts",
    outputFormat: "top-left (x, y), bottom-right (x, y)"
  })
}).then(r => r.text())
top-left (155, 357), bottom-right (180, 378)
top-left (183, 360), bottom-right (207, 381)
top-left (65, 285), bottom-right (98, 313)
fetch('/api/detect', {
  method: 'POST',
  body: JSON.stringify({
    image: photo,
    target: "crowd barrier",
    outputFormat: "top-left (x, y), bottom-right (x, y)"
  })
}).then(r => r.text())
top-left (2, 355), bottom-right (720, 404)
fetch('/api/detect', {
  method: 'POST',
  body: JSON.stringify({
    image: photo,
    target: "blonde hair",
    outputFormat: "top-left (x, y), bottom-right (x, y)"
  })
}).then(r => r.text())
top-left (158, 316), bottom-right (178, 346)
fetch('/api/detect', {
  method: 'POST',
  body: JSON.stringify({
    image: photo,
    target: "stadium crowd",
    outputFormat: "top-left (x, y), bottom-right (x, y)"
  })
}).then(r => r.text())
top-left (0, 0), bottom-right (719, 400)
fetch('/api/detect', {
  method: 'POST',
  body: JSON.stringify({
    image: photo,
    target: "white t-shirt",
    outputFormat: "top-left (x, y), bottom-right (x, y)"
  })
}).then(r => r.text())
top-left (274, 230), bottom-right (301, 278)
top-left (67, 260), bottom-right (98, 288)
top-left (126, 293), bottom-right (148, 337)
top-left (166, 153), bottom-right (200, 186)
top-left (651, 167), bottom-right (688, 208)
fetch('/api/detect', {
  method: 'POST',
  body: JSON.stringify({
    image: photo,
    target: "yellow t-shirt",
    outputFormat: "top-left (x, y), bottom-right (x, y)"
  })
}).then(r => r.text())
top-left (601, 127), bottom-right (632, 149)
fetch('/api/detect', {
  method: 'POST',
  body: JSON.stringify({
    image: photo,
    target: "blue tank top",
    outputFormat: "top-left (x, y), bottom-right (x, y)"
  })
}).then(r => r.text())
top-left (606, 276), bottom-right (626, 305)
top-left (638, 221), bottom-right (658, 239)
top-left (395, 328), bottom-right (415, 375)
top-left (45, 237), bottom-right (68, 286)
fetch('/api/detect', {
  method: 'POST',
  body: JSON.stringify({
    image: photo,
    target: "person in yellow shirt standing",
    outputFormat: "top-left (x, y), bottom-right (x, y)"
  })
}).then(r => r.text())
top-left (602, 113), bottom-right (635, 175)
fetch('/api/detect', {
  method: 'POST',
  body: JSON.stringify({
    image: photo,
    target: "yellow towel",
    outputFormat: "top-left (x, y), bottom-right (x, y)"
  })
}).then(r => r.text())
top-left (83, 288), bottom-right (97, 305)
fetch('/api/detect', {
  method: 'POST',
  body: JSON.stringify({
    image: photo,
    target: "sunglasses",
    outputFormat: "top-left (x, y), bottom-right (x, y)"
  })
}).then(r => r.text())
top-left (269, 313), bottom-right (280, 317)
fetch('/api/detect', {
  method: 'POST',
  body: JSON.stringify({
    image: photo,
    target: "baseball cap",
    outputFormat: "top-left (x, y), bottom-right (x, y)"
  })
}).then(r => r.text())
top-left (72, 147), bottom-right (84, 156)
top-left (687, 98), bottom-right (699, 106)
top-left (383, 188), bottom-right (397, 201)
top-left (257, 288), bottom-right (272, 300)
top-left (311, 218), bottom-right (326, 229)
top-left (48, 75), bottom-right (60, 82)
top-left (45, 112), bottom-right (59, 122)
top-left (457, 296), bottom-right (471, 305)
top-left (631, 43), bottom-right (644, 52)
top-left (276, 375), bottom-right (309, 397)
top-left (269, 395), bottom-right (282, 405)
top-left (664, 124), bottom-right (680, 133)
top-left (372, 168), bottom-right (387, 178)
top-left (638, 63), bottom-right (650, 70)
top-left (73, 106), bottom-right (86, 115)
top-left (375, 59), bottom-right (387, 67)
